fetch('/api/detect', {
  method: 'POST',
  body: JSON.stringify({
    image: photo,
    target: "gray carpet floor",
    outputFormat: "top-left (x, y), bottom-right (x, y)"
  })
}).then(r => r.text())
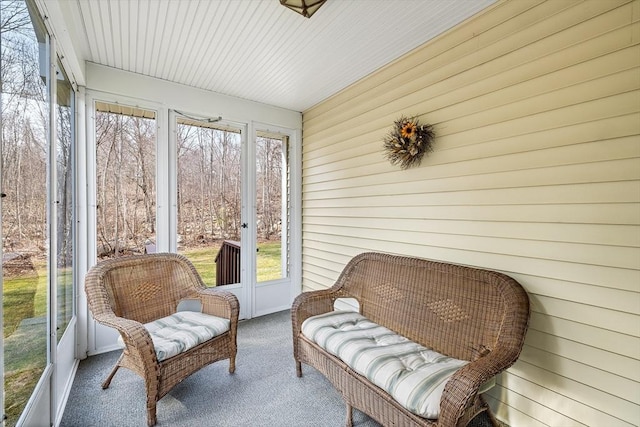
top-left (60, 310), bottom-right (496, 427)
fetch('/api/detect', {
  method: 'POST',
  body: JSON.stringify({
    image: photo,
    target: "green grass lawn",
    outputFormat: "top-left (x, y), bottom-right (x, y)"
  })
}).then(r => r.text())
top-left (180, 246), bottom-right (218, 285)
top-left (3, 258), bottom-right (48, 427)
top-left (181, 240), bottom-right (282, 284)
top-left (256, 241), bottom-right (283, 282)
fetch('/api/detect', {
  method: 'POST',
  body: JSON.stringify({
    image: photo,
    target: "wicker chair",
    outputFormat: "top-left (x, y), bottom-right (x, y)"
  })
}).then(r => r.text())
top-left (84, 253), bottom-right (239, 426)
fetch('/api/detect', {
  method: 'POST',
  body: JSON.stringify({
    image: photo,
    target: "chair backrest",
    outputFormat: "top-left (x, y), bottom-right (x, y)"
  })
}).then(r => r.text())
top-left (85, 253), bottom-right (205, 324)
top-left (332, 252), bottom-right (530, 363)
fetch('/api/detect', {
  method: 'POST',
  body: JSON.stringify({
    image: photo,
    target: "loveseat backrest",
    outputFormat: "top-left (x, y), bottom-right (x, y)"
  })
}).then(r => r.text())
top-left (332, 252), bottom-right (529, 362)
top-left (87, 253), bottom-right (205, 324)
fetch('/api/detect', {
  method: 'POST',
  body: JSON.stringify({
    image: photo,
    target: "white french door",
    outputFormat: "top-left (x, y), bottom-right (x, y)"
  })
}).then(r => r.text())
top-left (169, 113), bottom-right (296, 319)
top-left (171, 112), bottom-right (249, 317)
top-left (250, 127), bottom-right (295, 317)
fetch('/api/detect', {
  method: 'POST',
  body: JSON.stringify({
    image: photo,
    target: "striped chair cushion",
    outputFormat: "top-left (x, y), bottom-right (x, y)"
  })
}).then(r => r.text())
top-left (119, 311), bottom-right (230, 361)
top-left (301, 311), bottom-right (468, 419)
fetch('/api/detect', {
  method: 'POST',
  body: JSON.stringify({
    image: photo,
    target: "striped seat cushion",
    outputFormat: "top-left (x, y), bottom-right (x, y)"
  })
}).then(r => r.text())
top-left (301, 311), bottom-right (468, 419)
top-left (119, 311), bottom-right (230, 361)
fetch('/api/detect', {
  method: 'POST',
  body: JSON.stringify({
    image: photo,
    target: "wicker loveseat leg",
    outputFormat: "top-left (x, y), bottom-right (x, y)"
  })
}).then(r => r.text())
top-left (480, 395), bottom-right (500, 427)
top-left (146, 400), bottom-right (157, 427)
top-left (345, 403), bottom-right (353, 427)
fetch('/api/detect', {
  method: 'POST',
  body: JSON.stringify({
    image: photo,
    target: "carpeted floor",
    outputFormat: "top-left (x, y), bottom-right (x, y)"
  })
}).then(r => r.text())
top-left (60, 310), bottom-right (496, 427)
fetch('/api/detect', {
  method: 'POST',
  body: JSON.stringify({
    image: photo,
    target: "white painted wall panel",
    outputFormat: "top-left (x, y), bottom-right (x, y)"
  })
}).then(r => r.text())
top-left (301, 0), bottom-right (640, 425)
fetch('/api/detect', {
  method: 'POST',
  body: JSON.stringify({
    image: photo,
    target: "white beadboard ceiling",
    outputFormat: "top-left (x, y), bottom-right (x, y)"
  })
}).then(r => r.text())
top-left (57, 0), bottom-right (496, 112)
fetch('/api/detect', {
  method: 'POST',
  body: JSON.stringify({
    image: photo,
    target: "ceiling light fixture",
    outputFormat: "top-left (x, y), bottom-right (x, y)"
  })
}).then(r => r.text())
top-left (280, 0), bottom-right (327, 18)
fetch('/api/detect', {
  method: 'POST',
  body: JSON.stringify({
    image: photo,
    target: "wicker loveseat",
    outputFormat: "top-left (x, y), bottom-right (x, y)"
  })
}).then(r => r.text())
top-left (292, 252), bottom-right (530, 427)
top-left (85, 253), bottom-right (239, 426)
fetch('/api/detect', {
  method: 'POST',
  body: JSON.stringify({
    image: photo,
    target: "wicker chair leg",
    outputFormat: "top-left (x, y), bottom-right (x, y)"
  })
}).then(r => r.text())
top-left (229, 356), bottom-right (236, 374)
top-left (146, 403), bottom-right (157, 427)
top-left (345, 403), bottom-right (353, 427)
top-left (101, 363), bottom-right (120, 389)
top-left (296, 361), bottom-right (302, 377)
top-left (101, 352), bottom-right (124, 389)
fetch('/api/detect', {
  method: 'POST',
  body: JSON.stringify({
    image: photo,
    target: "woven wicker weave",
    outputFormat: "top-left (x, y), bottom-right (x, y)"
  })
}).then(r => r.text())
top-left (85, 253), bottom-right (239, 426)
top-left (292, 252), bottom-right (530, 427)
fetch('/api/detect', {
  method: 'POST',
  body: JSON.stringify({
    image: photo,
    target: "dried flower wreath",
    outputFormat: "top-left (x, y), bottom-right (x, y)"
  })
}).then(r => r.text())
top-left (383, 116), bottom-right (435, 169)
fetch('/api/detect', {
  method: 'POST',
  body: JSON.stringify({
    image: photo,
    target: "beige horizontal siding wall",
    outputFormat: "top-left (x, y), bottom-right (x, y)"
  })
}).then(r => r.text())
top-left (301, 0), bottom-right (640, 426)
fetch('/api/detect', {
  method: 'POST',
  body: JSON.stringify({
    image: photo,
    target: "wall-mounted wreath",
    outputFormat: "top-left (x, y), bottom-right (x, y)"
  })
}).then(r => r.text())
top-left (383, 116), bottom-right (435, 169)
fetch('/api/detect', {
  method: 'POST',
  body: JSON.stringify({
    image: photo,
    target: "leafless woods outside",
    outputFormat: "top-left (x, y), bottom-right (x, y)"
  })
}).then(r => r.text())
top-left (94, 114), bottom-right (285, 259)
top-left (95, 111), bottom-right (157, 257)
top-left (2, 0), bottom-right (48, 257)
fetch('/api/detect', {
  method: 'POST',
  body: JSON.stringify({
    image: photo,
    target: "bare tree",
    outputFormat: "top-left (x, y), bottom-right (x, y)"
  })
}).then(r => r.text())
top-left (256, 136), bottom-right (283, 240)
top-left (95, 111), bottom-right (156, 257)
top-left (1, 0), bottom-right (32, 35)
top-left (175, 123), bottom-right (243, 245)
top-left (1, 0), bottom-right (48, 254)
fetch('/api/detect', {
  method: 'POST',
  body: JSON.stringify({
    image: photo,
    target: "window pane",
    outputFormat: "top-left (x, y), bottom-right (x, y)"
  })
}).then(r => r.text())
top-left (95, 104), bottom-right (156, 259)
top-left (1, 0), bottom-right (49, 424)
top-left (176, 119), bottom-right (242, 286)
top-left (255, 134), bottom-right (287, 283)
top-left (55, 59), bottom-right (73, 342)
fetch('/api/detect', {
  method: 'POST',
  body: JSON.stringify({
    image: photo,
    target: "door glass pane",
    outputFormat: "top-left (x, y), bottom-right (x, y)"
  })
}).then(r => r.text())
top-left (95, 103), bottom-right (156, 259)
top-left (255, 133), bottom-right (287, 283)
top-left (55, 59), bottom-right (73, 342)
top-left (1, 0), bottom-right (49, 424)
top-left (176, 118), bottom-right (242, 286)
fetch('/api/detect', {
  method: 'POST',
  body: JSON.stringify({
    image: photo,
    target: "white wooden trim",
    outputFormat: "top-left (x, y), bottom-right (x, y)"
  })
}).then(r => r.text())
top-left (83, 90), bottom-right (163, 355)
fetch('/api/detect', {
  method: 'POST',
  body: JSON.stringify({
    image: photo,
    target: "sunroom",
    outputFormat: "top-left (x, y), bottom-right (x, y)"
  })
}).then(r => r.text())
top-left (1, 0), bottom-right (638, 426)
